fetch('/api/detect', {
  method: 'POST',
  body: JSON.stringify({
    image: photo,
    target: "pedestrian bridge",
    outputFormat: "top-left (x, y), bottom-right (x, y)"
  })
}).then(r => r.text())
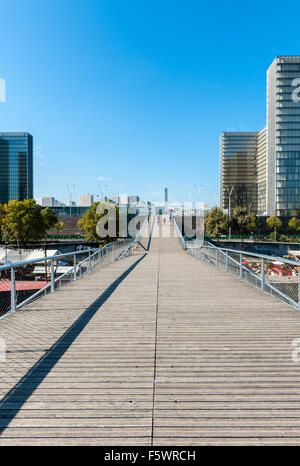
top-left (1, 218), bottom-right (300, 445)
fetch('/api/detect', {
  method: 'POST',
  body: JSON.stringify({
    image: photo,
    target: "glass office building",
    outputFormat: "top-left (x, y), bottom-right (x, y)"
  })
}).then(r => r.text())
top-left (267, 56), bottom-right (300, 216)
top-left (0, 132), bottom-right (33, 204)
top-left (220, 132), bottom-right (260, 213)
top-left (220, 56), bottom-right (300, 217)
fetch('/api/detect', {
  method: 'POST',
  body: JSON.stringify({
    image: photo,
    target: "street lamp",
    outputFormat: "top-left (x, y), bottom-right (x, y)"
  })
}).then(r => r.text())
top-left (66, 184), bottom-right (76, 216)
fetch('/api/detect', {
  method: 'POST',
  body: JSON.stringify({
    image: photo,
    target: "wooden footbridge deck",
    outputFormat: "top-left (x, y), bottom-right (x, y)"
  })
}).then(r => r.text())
top-left (1, 220), bottom-right (300, 445)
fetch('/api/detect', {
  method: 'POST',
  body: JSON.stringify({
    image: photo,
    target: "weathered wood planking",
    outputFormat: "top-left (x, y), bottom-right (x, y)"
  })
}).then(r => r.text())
top-left (0, 221), bottom-right (300, 445)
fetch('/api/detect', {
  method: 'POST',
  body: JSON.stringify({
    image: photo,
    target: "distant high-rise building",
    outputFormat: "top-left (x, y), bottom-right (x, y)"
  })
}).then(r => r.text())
top-left (0, 132), bottom-right (33, 204)
top-left (220, 132), bottom-right (259, 214)
top-left (220, 129), bottom-right (267, 215)
top-left (267, 56), bottom-right (300, 216)
top-left (41, 197), bottom-right (63, 207)
top-left (42, 197), bottom-right (56, 207)
top-left (220, 56), bottom-right (300, 216)
top-left (78, 194), bottom-right (94, 206)
top-left (164, 188), bottom-right (168, 204)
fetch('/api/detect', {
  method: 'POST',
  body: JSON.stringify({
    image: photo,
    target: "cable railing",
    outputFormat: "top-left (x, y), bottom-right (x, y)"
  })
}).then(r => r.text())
top-left (0, 217), bottom-right (148, 320)
top-left (188, 241), bottom-right (300, 309)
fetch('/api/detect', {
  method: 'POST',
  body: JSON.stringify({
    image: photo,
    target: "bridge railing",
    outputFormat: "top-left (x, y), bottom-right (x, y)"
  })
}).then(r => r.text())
top-left (117, 215), bottom-right (148, 259)
top-left (171, 213), bottom-right (187, 250)
top-left (0, 238), bottom-right (134, 320)
top-left (188, 241), bottom-right (300, 309)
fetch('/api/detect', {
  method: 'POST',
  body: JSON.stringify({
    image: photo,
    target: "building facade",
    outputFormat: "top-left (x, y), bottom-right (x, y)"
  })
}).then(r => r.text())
top-left (0, 132), bottom-right (33, 204)
top-left (220, 56), bottom-right (300, 217)
top-left (78, 194), bottom-right (94, 206)
top-left (220, 132), bottom-right (260, 214)
top-left (42, 197), bottom-right (56, 207)
top-left (267, 56), bottom-right (300, 216)
top-left (256, 128), bottom-right (267, 215)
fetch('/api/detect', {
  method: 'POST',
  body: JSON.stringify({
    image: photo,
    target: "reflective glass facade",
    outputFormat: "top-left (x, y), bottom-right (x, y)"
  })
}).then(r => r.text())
top-left (220, 132), bottom-right (264, 213)
top-left (220, 56), bottom-right (300, 217)
top-left (267, 56), bottom-right (300, 216)
top-left (0, 132), bottom-right (33, 204)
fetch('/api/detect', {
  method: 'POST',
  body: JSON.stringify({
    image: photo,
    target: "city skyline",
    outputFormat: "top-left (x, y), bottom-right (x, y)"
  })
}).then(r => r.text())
top-left (1, 1), bottom-right (300, 206)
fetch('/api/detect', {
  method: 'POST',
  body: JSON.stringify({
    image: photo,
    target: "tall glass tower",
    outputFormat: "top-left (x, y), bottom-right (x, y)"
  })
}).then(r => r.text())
top-left (267, 56), bottom-right (300, 216)
top-left (220, 132), bottom-right (259, 213)
top-left (0, 132), bottom-right (33, 204)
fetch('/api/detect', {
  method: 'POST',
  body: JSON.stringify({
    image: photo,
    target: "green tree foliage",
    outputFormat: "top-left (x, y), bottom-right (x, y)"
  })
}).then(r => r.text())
top-left (204, 207), bottom-right (228, 241)
top-left (41, 207), bottom-right (59, 232)
top-left (0, 204), bottom-right (5, 238)
top-left (231, 207), bottom-right (250, 238)
top-left (266, 215), bottom-right (282, 240)
top-left (246, 213), bottom-right (260, 233)
top-left (0, 200), bottom-right (59, 246)
top-left (54, 221), bottom-right (65, 234)
top-left (288, 217), bottom-right (300, 239)
top-left (78, 201), bottom-right (120, 244)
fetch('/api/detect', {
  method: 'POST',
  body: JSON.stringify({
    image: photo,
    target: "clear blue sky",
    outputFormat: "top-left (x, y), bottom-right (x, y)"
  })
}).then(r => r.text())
top-left (1, 0), bottom-right (300, 205)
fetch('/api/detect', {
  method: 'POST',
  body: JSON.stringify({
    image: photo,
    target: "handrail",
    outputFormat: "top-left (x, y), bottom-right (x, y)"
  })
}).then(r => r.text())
top-left (117, 216), bottom-right (148, 260)
top-left (171, 213), bottom-right (186, 250)
top-left (0, 225), bottom-right (145, 319)
top-left (188, 241), bottom-right (300, 310)
top-left (0, 239), bottom-right (127, 271)
top-left (202, 243), bottom-right (300, 267)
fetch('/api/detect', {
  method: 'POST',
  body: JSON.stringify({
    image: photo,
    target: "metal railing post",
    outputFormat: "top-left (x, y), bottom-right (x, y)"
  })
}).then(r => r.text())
top-left (98, 251), bottom-right (102, 267)
top-left (73, 255), bottom-right (77, 281)
top-left (208, 247), bottom-right (211, 263)
top-left (240, 253), bottom-right (243, 279)
top-left (88, 251), bottom-right (92, 273)
top-left (50, 259), bottom-right (55, 292)
top-left (261, 258), bottom-right (265, 291)
top-left (107, 249), bottom-right (109, 265)
top-left (112, 245), bottom-right (115, 262)
top-left (10, 267), bottom-right (16, 312)
top-left (225, 251), bottom-right (229, 272)
top-left (216, 250), bottom-right (219, 268)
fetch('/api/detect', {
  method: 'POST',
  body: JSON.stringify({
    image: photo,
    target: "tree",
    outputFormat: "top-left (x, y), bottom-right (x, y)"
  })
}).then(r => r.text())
top-left (204, 207), bottom-right (228, 243)
top-left (246, 213), bottom-right (260, 234)
top-left (231, 207), bottom-right (251, 240)
top-left (0, 204), bottom-right (6, 239)
top-left (1, 199), bottom-right (46, 246)
top-left (266, 215), bottom-right (282, 240)
top-left (54, 221), bottom-right (65, 235)
top-left (288, 217), bottom-right (300, 240)
top-left (41, 207), bottom-right (59, 232)
top-left (0, 200), bottom-right (59, 247)
top-left (78, 201), bottom-right (120, 244)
